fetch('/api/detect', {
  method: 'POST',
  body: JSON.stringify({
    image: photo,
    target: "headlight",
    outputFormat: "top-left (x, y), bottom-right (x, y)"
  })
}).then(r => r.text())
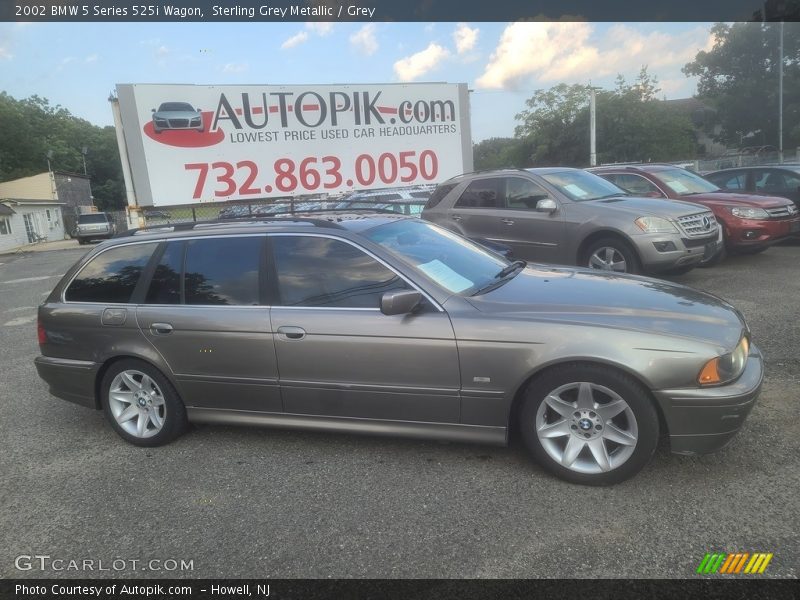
top-left (698, 337), bottom-right (749, 385)
top-left (730, 207), bottom-right (769, 219)
top-left (634, 216), bottom-right (678, 233)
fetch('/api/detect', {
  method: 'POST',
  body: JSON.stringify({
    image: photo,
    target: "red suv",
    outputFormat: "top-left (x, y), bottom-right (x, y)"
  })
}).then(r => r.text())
top-left (589, 165), bottom-right (800, 260)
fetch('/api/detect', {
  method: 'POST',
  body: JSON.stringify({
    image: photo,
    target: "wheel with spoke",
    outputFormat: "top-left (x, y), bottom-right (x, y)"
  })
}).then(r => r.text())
top-left (101, 359), bottom-right (187, 447)
top-left (584, 238), bottom-right (640, 275)
top-left (519, 364), bottom-right (658, 485)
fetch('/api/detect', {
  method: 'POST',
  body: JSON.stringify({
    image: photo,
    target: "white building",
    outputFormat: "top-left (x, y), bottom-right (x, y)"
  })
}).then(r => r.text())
top-left (0, 171), bottom-right (91, 253)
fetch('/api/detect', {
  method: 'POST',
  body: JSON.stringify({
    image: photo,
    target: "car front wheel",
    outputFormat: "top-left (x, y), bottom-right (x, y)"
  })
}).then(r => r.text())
top-left (584, 238), bottom-right (640, 274)
top-left (519, 364), bottom-right (659, 485)
top-left (101, 359), bottom-right (187, 447)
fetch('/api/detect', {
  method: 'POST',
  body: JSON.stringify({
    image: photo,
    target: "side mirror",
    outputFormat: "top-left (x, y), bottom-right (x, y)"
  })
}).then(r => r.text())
top-left (151, 108), bottom-right (156, 113)
top-left (536, 198), bottom-right (557, 213)
top-left (380, 290), bottom-right (422, 316)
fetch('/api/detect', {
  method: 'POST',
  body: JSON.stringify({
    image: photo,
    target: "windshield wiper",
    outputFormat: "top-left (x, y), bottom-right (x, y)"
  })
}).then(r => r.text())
top-left (495, 259), bottom-right (527, 279)
top-left (470, 260), bottom-right (527, 296)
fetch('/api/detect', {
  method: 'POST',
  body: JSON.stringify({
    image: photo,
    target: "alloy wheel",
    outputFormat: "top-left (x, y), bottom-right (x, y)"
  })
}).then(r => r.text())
top-left (589, 247), bottom-right (627, 272)
top-left (107, 369), bottom-right (166, 438)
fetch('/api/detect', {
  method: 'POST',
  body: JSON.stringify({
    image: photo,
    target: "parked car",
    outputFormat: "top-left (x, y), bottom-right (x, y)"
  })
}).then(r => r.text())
top-left (74, 212), bottom-right (115, 245)
top-left (34, 215), bottom-right (761, 485)
top-left (336, 187), bottom-right (432, 216)
top-left (422, 168), bottom-right (722, 275)
top-left (705, 164), bottom-right (800, 210)
top-left (151, 102), bottom-right (204, 133)
top-left (590, 165), bottom-right (800, 259)
top-left (218, 205), bottom-right (251, 220)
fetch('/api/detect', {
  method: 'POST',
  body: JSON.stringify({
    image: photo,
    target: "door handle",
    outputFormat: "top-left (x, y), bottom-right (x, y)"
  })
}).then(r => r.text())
top-left (277, 326), bottom-right (306, 340)
top-left (150, 322), bottom-right (173, 335)
top-left (501, 218), bottom-right (515, 225)
top-left (451, 214), bottom-right (463, 222)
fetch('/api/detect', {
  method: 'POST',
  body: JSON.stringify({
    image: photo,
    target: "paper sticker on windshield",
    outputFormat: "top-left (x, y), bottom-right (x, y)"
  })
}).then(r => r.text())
top-left (665, 180), bottom-right (689, 193)
top-left (417, 260), bottom-right (474, 293)
top-left (564, 184), bottom-right (589, 198)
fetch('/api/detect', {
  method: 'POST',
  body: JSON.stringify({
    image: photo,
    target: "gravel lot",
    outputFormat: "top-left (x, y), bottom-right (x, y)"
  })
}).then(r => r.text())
top-left (0, 244), bottom-right (797, 579)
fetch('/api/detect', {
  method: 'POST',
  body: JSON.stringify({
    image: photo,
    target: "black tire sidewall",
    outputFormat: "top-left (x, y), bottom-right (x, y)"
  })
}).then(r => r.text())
top-left (519, 364), bottom-right (659, 485)
top-left (584, 238), bottom-right (641, 275)
top-left (101, 359), bottom-right (186, 447)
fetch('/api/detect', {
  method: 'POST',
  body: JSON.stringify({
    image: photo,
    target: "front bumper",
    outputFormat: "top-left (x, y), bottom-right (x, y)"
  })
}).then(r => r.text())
top-left (724, 216), bottom-right (800, 249)
top-left (653, 344), bottom-right (764, 455)
top-left (637, 231), bottom-right (721, 272)
top-left (34, 355), bottom-right (99, 409)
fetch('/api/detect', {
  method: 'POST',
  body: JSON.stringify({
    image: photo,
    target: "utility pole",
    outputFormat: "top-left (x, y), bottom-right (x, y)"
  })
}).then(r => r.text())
top-left (81, 146), bottom-right (88, 175)
top-left (589, 87), bottom-right (597, 167)
top-left (778, 21), bottom-right (784, 164)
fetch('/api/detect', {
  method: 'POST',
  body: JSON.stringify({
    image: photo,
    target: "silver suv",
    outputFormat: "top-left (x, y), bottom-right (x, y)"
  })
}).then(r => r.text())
top-left (35, 215), bottom-right (761, 485)
top-left (422, 168), bottom-right (722, 275)
top-left (74, 212), bottom-right (115, 245)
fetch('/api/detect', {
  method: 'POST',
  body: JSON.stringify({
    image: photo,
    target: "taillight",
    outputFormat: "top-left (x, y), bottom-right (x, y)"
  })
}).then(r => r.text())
top-left (37, 317), bottom-right (47, 346)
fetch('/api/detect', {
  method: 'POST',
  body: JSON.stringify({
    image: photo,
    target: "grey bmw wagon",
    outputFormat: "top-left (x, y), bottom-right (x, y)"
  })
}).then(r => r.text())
top-left (35, 214), bottom-right (762, 485)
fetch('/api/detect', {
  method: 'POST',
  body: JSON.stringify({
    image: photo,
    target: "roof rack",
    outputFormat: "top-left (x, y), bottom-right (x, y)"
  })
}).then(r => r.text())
top-left (115, 208), bottom-right (399, 237)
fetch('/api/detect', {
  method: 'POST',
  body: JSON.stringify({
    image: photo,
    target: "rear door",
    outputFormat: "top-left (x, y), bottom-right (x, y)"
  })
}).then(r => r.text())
top-left (444, 177), bottom-right (506, 243)
top-left (136, 235), bottom-right (282, 413)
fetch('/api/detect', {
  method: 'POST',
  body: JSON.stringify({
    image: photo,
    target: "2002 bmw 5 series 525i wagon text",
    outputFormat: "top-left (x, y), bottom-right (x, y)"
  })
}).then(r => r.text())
top-left (34, 214), bottom-right (763, 485)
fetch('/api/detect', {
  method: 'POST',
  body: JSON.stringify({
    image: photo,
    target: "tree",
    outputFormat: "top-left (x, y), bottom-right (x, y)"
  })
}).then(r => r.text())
top-left (0, 92), bottom-right (126, 209)
top-left (473, 137), bottom-right (532, 170)
top-left (683, 22), bottom-right (800, 150)
top-left (513, 68), bottom-right (696, 167)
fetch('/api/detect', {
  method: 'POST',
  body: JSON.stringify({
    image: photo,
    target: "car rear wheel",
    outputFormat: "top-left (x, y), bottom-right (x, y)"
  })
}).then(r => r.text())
top-left (519, 364), bottom-right (659, 485)
top-left (584, 238), bottom-right (640, 274)
top-left (101, 359), bottom-right (187, 447)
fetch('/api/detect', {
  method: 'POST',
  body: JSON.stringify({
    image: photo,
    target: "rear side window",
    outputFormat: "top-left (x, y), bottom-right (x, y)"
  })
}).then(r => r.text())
top-left (145, 241), bottom-right (184, 304)
top-left (455, 179), bottom-right (503, 208)
top-left (65, 243), bottom-right (156, 303)
top-left (272, 236), bottom-right (408, 308)
top-left (425, 183), bottom-right (457, 209)
top-left (184, 237), bottom-right (261, 305)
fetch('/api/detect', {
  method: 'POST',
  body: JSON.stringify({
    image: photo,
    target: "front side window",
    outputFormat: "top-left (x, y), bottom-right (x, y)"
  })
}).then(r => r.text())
top-left (711, 172), bottom-right (746, 190)
top-left (65, 243), bottom-right (156, 303)
top-left (184, 237), bottom-right (261, 306)
top-left (272, 236), bottom-right (408, 308)
top-left (504, 177), bottom-right (551, 209)
top-left (455, 178), bottom-right (504, 208)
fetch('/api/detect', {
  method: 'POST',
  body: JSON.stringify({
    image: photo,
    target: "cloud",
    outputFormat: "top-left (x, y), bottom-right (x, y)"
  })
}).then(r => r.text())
top-left (306, 22), bottom-right (333, 36)
top-left (85, 54), bottom-right (98, 63)
top-left (453, 23), bottom-right (479, 55)
top-left (350, 24), bottom-right (378, 56)
top-left (477, 22), bottom-right (714, 91)
top-left (156, 45), bottom-right (169, 57)
top-left (281, 31), bottom-right (309, 50)
top-left (394, 43), bottom-right (450, 82)
top-left (0, 46), bottom-right (12, 60)
top-left (223, 62), bottom-right (248, 73)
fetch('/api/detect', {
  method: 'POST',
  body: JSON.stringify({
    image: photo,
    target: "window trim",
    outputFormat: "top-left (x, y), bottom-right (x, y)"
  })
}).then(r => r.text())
top-left (0, 217), bottom-right (11, 235)
top-left (266, 232), bottom-right (443, 312)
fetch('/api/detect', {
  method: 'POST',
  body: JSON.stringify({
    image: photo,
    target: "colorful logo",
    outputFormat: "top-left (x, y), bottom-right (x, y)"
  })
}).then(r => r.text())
top-left (696, 552), bottom-right (773, 574)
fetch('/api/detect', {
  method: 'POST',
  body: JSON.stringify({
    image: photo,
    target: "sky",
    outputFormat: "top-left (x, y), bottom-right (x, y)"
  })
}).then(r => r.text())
top-left (0, 21), bottom-right (716, 141)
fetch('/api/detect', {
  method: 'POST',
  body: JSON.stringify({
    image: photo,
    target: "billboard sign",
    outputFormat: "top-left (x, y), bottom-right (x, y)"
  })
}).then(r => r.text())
top-left (115, 83), bottom-right (472, 207)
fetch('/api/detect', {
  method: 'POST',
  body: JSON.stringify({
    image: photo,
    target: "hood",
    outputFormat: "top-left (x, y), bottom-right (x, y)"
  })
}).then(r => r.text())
top-left (675, 191), bottom-right (793, 209)
top-left (585, 196), bottom-right (709, 219)
top-left (466, 265), bottom-right (745, 349)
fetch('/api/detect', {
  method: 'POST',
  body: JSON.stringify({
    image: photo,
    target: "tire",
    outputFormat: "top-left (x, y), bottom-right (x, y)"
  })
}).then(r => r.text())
top-left (519, 363), bottom-right (659, 485)
top-left (77, 239), bottom-right (86, 245)
top-left (583, 237), bottom-right (641, 275)
top-left (101, 359), bottom-right (187, 447)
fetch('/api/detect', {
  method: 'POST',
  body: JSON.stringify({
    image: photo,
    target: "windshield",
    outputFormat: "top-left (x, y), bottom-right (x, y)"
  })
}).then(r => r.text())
top-left (656, 168), bottom-right (719, 195)
top-left (158, 102), bottom-right (195, 112)
top-left (537, 170), bottom-right (627, 201)
top-left (363, 219), bottom-right (508, 295)
top-left (78, 213), bottom-right (108, 224)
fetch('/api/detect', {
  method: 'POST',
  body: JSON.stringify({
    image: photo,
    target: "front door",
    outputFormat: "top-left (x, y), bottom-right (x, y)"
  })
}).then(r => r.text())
top-left (136, 236), bottom-right (282, 413)
top-left (498, 176), bottom-right (565, 264)
top-left (268, 234), bottom-right (461, 423)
